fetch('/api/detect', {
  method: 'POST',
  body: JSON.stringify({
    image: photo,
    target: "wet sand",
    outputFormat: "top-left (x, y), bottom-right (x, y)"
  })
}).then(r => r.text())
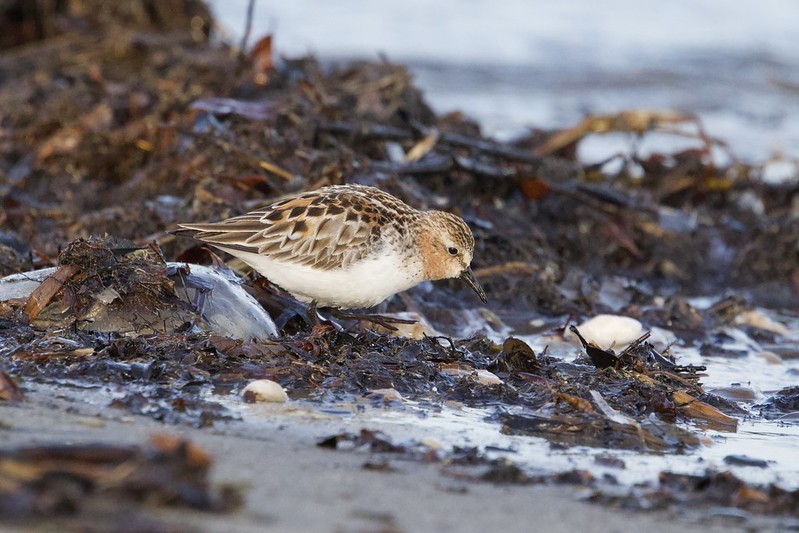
top-left (1, 385), bottom-right (754, 533)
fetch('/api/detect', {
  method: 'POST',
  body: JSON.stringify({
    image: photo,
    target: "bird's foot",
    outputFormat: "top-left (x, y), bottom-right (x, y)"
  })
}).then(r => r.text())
top-left (328, 309), bottom-right (417, 332)
top-left (302, 301), bottom-right (346, 332)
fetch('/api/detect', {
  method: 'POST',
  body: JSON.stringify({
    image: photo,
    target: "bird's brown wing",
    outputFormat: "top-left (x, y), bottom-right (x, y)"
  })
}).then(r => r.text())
top-left (177, 186), bottom-right (398, 271)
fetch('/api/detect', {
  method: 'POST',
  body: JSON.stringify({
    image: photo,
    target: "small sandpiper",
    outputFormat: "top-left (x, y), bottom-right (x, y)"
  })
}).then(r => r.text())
top-left (176, 184), bottom-right (486, 326)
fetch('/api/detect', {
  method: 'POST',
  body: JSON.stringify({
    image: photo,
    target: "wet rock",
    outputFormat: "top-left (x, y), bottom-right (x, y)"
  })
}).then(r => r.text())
top-left (756, 386), bottom-right (799, 419)
top-left (707, 386), bottom-right (759, 403)
top-left (724, 455), bottom-right (769, 468)
top-left (493, 337), bottom-right (540, 373)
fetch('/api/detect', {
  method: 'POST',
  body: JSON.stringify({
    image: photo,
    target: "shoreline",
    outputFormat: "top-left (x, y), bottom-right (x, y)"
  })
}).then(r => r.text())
top-left (0, 385), bottom-right (762, 533)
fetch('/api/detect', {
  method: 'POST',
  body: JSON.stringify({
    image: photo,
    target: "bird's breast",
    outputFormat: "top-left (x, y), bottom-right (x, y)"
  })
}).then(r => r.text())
top-left (221, 247), bottom-right (424, 309)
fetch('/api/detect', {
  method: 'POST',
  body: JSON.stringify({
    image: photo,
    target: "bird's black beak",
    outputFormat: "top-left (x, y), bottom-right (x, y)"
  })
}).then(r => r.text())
top-left (459, 267), bottom-right (487, 303)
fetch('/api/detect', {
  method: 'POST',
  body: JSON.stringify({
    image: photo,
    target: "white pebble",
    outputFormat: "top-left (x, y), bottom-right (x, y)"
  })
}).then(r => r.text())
top-left (242, 379), bottom-right (288, 403)
top-left (569, 314), bottom-right (643, 349)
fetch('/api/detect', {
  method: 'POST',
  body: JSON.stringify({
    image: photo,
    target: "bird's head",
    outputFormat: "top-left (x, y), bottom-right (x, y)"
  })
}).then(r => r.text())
top-left (418, 211), bottom-right (487, 303)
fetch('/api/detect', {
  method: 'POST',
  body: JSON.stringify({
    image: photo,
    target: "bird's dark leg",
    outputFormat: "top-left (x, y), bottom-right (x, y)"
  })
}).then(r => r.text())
top-left (328, 308), bottom-right (416, 331)
top-left (307, 300), bottom-right (321, 326)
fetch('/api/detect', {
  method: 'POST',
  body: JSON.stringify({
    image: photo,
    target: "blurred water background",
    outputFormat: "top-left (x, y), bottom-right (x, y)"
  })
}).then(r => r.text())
top-left (210, 0), bottom-right (799, 165)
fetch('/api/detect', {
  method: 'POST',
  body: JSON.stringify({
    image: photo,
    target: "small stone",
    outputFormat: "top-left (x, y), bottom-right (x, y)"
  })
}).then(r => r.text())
top-left (594, 454), bottom-right (626, 469)
top-left (567, 314), bottom-right (643, 349)
top-left (724, 455), bottom-right (769, 468)
top-left (419, 438), bottom-right (443, 450)
top-left (242, 379), bottom-right (288, 403)
top-left (648, 326), bottom-right (677, 348)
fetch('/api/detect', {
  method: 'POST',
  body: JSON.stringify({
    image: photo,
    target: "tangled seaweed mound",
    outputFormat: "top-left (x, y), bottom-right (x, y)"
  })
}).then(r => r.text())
top-left (0, 0), bottom-right (798, 526)
top-left (1, 1), bottom-right (796, 316)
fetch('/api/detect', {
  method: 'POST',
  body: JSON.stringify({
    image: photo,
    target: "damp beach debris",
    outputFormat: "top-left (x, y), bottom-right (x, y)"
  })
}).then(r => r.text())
top-left (0, 0), bottom-right (798, 529)
top-left (0, 435), bottom-right (241, 528)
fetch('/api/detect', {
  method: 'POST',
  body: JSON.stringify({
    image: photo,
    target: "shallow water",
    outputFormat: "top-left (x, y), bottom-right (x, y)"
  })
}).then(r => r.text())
top-left (218, 306), bottom-right (799, 491)
top-left (516, 309), bottom-right (799, 487)
top-left (41, 368), bottom-right (799, 493)
top-left (228, 389), bottom-right (799, 491)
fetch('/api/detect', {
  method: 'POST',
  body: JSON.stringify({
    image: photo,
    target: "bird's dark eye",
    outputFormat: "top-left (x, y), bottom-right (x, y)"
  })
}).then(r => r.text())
top-left (447, 246), bottom-right (459, 256)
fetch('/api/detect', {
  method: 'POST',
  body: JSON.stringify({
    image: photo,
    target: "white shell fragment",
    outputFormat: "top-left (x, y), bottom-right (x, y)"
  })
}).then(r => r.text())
top-left (367, 388), bottom-right (404, 402)
top-left (475, 369), bottom-right (503, 386)
top-left (568, 314), bottom-right (644, 349)
top-left (440, 366), bottom-right (504, 386)
top-left (94, 287), bottom-right (121, 305)
top-left (242, 379), bottom-right (289, 403)
top-left (734, 310), bottom-right (789, 337)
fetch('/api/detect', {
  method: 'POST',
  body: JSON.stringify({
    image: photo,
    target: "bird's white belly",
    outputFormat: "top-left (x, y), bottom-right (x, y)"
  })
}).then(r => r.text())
top-left (221, 248), bottom-right (421, 309)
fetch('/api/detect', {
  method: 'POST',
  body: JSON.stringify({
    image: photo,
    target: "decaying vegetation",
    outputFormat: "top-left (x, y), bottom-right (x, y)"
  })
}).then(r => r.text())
top-left (1, 0), bottom-right (797, 526)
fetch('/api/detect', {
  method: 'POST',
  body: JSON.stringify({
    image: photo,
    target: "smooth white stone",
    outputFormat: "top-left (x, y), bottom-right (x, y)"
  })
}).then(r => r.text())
top-left (242, 379), bottom-right (289, 403)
